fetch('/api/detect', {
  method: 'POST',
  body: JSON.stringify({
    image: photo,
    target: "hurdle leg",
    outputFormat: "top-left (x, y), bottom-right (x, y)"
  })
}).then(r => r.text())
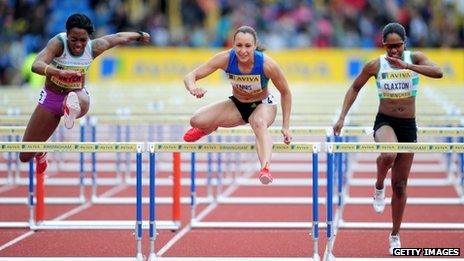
top-left (124, 124), bottom-right (131, 183)
top-left (91, 158), bottom-right (97, 201)
top-left (13, 135), bottom-right (23, 184)
top-left (35, 171), bottom-right (45, 223)
top-left (216, 136), bottom-right (223, 197)
top-left (324, 149), bottom-right (336, 261)
top-left (148, 150), bottom-right (157, 261)
top-left (207, 136), bottom-right (213, 199)
top-left (28, 160), bottom-right (35, 227)
top-left (135, 149), bottom-right (143, 261)
top-left (79, 119), bottom-right (86, 201)
top-left (312, 150), bottom-right (320, 261)
top-left (190, 152), bottom-right (197, 222)
top-left (173, 153), bottom-right (181, 224)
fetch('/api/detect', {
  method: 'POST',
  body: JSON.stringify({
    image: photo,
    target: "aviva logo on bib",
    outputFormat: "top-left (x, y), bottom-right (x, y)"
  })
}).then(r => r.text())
top-left (381, 71), bottom-right (412, 80)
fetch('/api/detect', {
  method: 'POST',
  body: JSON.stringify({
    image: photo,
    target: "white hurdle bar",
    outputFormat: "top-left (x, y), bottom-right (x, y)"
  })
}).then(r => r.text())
top-left (147, 142), bottom-right (322, 261)
top-left (325, 142), bottom-right (464, 261)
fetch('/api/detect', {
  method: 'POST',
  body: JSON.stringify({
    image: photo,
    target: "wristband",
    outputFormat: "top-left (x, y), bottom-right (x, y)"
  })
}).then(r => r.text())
top-left (44, 65), bottom-right (50, 76)
top-left (137, 31), bottom-right (144, 41)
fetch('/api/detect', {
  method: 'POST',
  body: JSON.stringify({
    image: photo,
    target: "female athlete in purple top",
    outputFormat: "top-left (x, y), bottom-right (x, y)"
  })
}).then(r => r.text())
top-left (20, 13), bottom-right (150, 174)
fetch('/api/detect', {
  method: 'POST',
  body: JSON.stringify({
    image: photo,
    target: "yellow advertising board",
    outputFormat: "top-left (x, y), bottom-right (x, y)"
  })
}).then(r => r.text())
top-left (88, 48), bottom-right (463, 86)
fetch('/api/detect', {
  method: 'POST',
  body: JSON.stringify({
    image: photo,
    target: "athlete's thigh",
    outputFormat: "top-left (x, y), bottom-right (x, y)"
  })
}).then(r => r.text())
top-left (22, 106), bottom-right (61, 142)
top-left (249, 104), bottom-right (277, 127)
top-left (194, 99), bottom-right (245, 127)
top-left (374, 125), bottom-right (397, 142)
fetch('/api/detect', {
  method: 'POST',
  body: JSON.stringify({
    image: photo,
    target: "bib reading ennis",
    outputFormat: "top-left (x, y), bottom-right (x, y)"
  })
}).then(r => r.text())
top-left (50, 33), bottom-right (93, 90)
top-left (226, 50), bottom-right (269, 95)
top-left (376, 51), bottom-right (419, 99)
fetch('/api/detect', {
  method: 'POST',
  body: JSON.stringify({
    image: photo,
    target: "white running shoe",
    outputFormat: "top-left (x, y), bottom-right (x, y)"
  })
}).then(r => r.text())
top-left (373, 187), bottom-right (386, 213)
top-left (63, 92), bottom-right (81, 129)
top-left (389, 233), bottom-right (401, 255)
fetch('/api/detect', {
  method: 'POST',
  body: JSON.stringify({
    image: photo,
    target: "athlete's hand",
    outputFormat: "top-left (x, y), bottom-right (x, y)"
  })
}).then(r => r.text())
top-left (58, 70), bottom-right (82, 79)
top-left (333, 118), bottom-right (344, 136)
top-left (385, 56), bottom-right (408, 69)
top-left (188, 87), bottom-right (207, 99)
top-left (138, 32), bottom-right (151, 44)
top-left (281, 128), bottom-right (292, 145)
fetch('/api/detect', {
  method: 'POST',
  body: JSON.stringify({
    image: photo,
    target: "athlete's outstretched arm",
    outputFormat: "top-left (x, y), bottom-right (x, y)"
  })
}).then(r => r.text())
top-left (264, 56), bottom-right (292, 144)
top-left (184, 51), bottom-right (229, 98)
top-left (333, 59), bottom-right (378, 136)
top-left (92, 31), bottom-right (150, 58)
top-left (386, 51), bottom-right (443, 78)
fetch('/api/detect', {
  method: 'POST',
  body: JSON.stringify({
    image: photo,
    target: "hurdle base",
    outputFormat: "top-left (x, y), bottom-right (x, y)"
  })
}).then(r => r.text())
top-left (345, 196), bottom-right (463, 205)
top-left (191, 221), bottom-right (325, 229)
top-left (0, 197), bottom-right (85, 205)
top-left (0, 221), bottom-right (30, 228)
top-left (338, 220), bottom-right (464, 229)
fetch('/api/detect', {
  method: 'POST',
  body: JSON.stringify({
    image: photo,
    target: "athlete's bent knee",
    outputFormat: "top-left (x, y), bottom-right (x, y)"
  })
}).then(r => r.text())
top-left (249, 117), bottom-right (267, 131)
top-left (378, 153), bottom-right (396, 167)
top-left (391, 180), bottom-right (407, 197)
top-left (19, 152), bottom-right (33, 163)
top-left (190, 114), bottom-right (209, 130)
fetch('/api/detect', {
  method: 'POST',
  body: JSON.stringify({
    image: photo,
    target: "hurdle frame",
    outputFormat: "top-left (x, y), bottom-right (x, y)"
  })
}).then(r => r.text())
top-left (147, 141), bottom-right (322, 261)
top-left (0, 141), bottom-right (176, 261)
top-left (325, 142), bottom-right (464, 260)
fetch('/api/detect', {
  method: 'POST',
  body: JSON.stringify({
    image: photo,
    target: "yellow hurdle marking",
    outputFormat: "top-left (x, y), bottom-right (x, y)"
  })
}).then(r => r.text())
top-left (417, 127), bottom-right (464, 137)
top-left (327, 142), bottom-right (464, 153)
top-left (214, 126), bottom-right (370, 136)
top-left (0, 142), bottom-right (143, 152)
top-left (149, 142), bottom-right (320, 153)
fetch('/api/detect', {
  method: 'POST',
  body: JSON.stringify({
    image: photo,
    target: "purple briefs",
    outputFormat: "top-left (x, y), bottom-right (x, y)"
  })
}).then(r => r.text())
top-left (37, 87), bottom-right (88, 117)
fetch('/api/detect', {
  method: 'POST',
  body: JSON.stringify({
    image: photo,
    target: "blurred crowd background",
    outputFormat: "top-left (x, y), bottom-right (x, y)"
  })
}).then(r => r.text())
top-left (0, 0), bottom-right (463, 86)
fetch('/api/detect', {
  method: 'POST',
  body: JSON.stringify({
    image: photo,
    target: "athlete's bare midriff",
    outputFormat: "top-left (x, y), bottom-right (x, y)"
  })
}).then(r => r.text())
top-left (232, 88), bottom-right (269, 103)
top-left (378, 97), bottom-right (415, 118)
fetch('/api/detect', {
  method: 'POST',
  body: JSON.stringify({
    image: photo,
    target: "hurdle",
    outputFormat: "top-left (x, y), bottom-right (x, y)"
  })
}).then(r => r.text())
top-left (147, 142), bottom-right (322, 261)
top-left (210, 126), bottom-right (369, 187)
top-left (335, 127), bottom-right (464, 208)
top-left (87, 117), bottom-right (186, 225)
top-left (195, 127), bottom-right (368, 206)
top-left (0, 142), bottom-right (179, 261)
top-left (324, 142), bottom-right (464, 260)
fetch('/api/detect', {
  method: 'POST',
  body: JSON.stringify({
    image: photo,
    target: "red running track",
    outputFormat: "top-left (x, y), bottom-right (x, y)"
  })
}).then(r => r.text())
top-left (0, 154), bottom-right (463, 259)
